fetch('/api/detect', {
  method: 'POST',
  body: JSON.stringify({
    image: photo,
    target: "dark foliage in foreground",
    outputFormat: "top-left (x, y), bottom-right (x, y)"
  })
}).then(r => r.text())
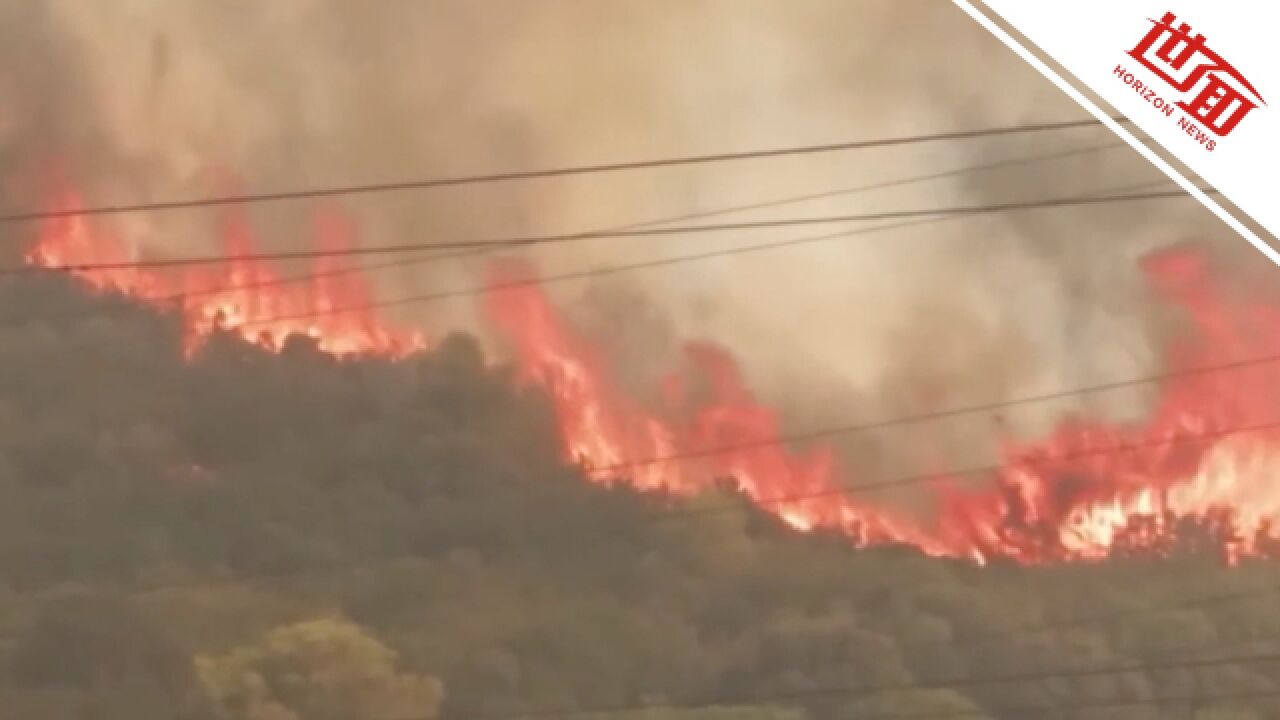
top-left (0, 276), bottom-right (1277, 720)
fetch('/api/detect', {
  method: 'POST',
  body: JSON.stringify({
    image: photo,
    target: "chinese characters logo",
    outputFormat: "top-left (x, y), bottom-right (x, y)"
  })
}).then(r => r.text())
top-left (1127, 11), bottom-right (1265, 138)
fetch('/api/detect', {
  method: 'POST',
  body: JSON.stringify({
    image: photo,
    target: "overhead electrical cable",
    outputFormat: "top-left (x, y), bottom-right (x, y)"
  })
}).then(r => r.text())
top-left (32, 140), bottom-right (1126, 308)
top-left (13, 185), bottom-right (1199, 275)
top-left (468, 649), bottom-right (1280, 719)
top-left (0, 117), bottom-right (1125, 225)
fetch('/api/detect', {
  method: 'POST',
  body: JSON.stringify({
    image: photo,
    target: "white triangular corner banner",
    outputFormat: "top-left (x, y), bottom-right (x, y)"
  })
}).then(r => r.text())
top-left (954, 1), bottom-right (1280, 265)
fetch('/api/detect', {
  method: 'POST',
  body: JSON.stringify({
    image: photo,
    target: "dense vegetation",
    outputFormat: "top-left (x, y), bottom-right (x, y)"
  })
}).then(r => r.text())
top-left (0, 275), bottom-right (1278, 720)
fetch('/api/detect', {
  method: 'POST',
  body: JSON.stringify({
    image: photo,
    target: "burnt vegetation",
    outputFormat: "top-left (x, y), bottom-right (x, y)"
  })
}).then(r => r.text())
top-left (0, 276), bottom-right (1279, 720)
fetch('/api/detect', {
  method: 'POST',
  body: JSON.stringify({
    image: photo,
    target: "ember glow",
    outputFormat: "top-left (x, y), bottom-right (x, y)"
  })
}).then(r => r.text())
top-left (26, 187), bottom-right (426, 357)
top-left (25, 183), bottom-right (1280, 565)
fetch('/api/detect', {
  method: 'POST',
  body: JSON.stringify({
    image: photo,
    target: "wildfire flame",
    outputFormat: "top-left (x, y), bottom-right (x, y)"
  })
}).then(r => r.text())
top-left (482, 251), bottom-right (1280, 565)
top-left (26, 187), bottom-right (426, 357)
top-left (26, 179), bottom-right (1280, 565)
top-left (483, 259), bottom-right (941, 551)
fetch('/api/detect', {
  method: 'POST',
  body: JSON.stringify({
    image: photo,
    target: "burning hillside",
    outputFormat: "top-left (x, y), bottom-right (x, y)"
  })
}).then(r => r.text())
top-left (482, 249), bottom-right (1280, 565)
top-left (26, 185), bottom-right (427, 358)
top-left (24, 184), bottom-right (1280, 566)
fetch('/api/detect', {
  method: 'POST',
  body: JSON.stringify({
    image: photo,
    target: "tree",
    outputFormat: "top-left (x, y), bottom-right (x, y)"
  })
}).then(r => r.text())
top-left (197, 617), bottom-right (443, 720)
top-left (843, 689), bottom-right (993, 719)
top-left (4, 592), bottom-right (213, 720)
top-left (625, 707), bottom-right (809, 720)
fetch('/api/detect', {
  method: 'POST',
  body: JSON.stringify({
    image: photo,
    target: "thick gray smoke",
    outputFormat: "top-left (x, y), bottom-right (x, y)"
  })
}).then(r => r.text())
top-left (1, 0), bottom-right (1257, 487)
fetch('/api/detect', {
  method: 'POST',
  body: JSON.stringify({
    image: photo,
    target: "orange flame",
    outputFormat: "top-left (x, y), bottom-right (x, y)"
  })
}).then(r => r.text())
top-left (484, 258), bottom-right (954, 554)
top-left (26, 186), bottom-right (425, 357)
top-left (26, 176), bottom-right (1280, 565)
top-left (484, 250), bottom-right (1280, 565)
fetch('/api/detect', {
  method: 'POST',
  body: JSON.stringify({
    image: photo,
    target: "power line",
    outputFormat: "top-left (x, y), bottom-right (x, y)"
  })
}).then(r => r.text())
top-left (923, 576), bottom-right (1280, 656)
top-left (584, 352), bottom-right (1280, 478)
top-left (474, 649), bottom-right (1280, 719)
top-left (602, 416), bottom-right (1280, 525)
top-left (27, 140), bottom-right (1124, 314)
top-left (14, 180), bottom-right (1172, 327)
top-left (140, 424), bottom-right (1280, 719)
top-left (360, 414), bottom-right (1280, 570)
top-left (209, 181), bottom-right (1177, 332)
top-left (157, 415), bottom-right (1280, 595)
top-left (446, 675), bottom-right (1280, 720)
top-left (852, 687), bottom-right (1280, 720)
top-left (810, 643), bottom-right (1280, 711)
top-left (46, 270), bottom-right (1279, 716)
top-left (115, 411), bottom-right (1280, 718)
top-left (18, 184), bottom-right (1195, 274)
top-left (1180, 622), bottom-right (1280, 658)
top-left (452, 428), bottom-right (1280, 720)
top-left (111, 420), bottom-right (1280, 648)
top-left (1, 181), bottom-right (1176, 399)
top-left (478, 583), bottom-right (1280, 719)
top-left (2, 117), bottom-right (1122, 225)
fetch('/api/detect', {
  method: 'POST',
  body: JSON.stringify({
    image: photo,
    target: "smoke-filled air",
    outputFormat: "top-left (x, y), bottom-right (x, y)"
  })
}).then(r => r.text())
top-left (3, 1), bottom-right (1280, 719)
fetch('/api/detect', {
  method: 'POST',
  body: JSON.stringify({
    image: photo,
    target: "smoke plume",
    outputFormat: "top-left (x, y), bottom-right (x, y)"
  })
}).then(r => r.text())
top-left (0, 0), bottom-right (1254, 486)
